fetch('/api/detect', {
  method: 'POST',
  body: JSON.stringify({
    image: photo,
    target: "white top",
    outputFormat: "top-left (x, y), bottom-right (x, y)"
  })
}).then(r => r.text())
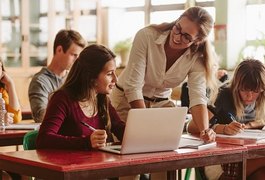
top-left (117, 26), bottom-right (208, 108)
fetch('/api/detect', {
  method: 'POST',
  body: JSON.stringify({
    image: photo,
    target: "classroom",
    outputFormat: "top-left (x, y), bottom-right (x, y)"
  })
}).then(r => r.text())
top-left (1, 0), bottom-right (265, 180)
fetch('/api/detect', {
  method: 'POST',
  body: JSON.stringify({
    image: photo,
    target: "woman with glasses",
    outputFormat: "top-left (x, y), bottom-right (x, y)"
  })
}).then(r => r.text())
top-left (188, 59), bottom-right (265, 135)
top-left (111, 6), bottom-right (218, 143)
top-left (188, 59), bottom-right (265, 179)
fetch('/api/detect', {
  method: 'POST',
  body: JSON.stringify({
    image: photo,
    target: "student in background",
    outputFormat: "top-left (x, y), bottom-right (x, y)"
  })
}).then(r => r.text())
top-left (36, 44), bottom-right (125, 150)
top-left (0, 58), bottom-right (21, 124)
top-left (28, 29), bottom-right (87, 123)
top-left (188, 59), bottom-right (265, 179)
top-left (110, 6), bottom-right (218, 143)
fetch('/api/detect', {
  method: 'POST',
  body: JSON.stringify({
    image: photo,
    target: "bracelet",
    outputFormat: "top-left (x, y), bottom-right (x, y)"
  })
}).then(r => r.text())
top-left (223, 124), bottom-right (227, 134)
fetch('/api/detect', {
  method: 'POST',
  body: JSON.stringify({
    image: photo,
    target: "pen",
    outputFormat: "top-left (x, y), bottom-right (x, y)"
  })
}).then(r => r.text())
top-left (81, 121), bottom-right (96, 131)
top-left (228, 113), bottom-right (237, 122)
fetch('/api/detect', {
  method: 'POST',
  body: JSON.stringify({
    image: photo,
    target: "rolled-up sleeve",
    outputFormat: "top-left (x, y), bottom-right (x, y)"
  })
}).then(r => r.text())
top-left (123, 28), bottom-right (148, 103)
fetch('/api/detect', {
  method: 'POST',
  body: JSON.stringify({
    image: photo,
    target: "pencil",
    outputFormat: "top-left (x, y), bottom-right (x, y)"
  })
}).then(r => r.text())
top-left (81, 121), bottom-right (96, 131)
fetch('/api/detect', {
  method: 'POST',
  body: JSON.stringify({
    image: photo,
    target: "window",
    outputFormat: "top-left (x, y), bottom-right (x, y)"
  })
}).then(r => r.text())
top-left (105, 0), bottom-right (216, 49)
top-left (0, 0), bottom-right (99, 68)
top-left (242, 0), bottom-right (265, 63)
top-left (0, 0), bottom-right (21, 67)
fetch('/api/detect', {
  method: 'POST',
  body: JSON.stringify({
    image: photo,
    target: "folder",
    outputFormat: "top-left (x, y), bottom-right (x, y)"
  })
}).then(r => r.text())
top-left (5, 123), bottom-right (40, 130)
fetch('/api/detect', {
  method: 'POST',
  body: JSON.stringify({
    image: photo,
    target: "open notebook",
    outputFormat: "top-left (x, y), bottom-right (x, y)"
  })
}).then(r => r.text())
top-left (216, 129), bottom-right (265, 140)
top-left (179, 134), bottom-right (217, 150)
top-left (100, 107), bottom-right (188, 154)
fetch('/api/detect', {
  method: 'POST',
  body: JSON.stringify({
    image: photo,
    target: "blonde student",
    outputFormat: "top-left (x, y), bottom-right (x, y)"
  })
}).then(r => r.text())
top-left (188, 59), bottom-right (265, 179)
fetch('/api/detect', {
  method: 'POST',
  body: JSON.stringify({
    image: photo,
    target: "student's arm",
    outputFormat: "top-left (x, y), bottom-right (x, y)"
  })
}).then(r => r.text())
top-left (28, 78), bottom-right (49, 122)
top-left (36, 91), bottom-right (90, 150)
top-left (244, 120), bottom-right (265, 129)
top-left (1, 72), bottom-right (22, 123)
top-left (212, 122), bottom-right (244, 135)
top-left (1, 72), bottom-right (20, 111)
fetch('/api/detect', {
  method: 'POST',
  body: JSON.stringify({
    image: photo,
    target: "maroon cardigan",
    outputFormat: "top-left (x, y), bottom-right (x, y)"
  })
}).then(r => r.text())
top-left (36, 90), bottom-right (125, 150)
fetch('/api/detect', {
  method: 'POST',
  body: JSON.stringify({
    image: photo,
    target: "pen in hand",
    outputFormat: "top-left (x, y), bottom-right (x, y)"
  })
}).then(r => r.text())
top-left (81, 121), bottom-right (109, 148)
top-left (228, 113), bottom-right (237, 122)
top-left (81, 121), bottom-right (96, 131)
top-left (228, 113), bottom-right (245, 131)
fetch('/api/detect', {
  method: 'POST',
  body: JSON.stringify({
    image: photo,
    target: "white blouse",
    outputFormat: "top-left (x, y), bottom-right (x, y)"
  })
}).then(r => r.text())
top-left (117, 26), bottom-right (208, 108)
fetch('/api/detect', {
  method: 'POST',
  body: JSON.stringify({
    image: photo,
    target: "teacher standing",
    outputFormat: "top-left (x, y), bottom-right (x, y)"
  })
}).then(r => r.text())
top-left (111, 6), bottom-right (218, 142)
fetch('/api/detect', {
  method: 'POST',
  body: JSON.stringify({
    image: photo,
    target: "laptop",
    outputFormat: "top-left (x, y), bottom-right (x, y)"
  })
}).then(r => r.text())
top-left (100, 107), bottom-right (188, 154)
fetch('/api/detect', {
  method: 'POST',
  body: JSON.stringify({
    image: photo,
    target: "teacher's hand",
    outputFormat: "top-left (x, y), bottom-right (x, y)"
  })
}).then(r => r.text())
top-left (200, 128), bottom-right (216, 143)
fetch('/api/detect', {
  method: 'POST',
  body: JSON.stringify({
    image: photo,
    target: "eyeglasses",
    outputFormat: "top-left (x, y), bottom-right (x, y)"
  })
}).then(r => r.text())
top-left (172, 23), bottom-right (195, 44)
top-left (239, 89), bottom-right (264, 94)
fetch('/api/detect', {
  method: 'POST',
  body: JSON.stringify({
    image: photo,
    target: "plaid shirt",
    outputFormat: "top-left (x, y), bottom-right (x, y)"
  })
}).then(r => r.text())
top-left (221, 163), bottom-right (242, 180)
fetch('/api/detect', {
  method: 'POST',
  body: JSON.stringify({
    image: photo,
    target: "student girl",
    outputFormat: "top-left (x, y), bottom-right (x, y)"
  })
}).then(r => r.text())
top-left (36, 44), bottom-right (125, 150)
top-left (110, 6), bottom-right (218, 143)
top-left (0, 58), bottom-right (22, 124)
top-left (188, 59), bottom-right (265, 179)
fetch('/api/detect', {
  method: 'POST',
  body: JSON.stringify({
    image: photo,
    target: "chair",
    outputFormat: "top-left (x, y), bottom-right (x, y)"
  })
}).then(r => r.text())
top-left (23, 130), bottom-right (38, 150)
top-left (184, 167), bottom-right (205, 180)
top-left (22, 130), bottom-right (38, 180)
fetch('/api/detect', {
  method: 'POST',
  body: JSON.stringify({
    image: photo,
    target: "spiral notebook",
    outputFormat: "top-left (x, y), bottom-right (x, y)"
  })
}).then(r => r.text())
top-left (100, 107), bottom-right (188, 154)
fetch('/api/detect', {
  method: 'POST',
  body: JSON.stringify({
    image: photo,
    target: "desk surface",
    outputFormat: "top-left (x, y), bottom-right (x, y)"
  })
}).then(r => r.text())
top-left (0, 130), bottom-right (29, 146)
top-left (0, 144), bottom-right (246, 180)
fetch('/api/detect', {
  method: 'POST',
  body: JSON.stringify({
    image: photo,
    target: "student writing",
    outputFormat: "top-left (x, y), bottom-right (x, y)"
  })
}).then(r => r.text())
top-left (188, 59), bottom-right (265, 179)
top-left (36, 44), bottom-right (125, 150)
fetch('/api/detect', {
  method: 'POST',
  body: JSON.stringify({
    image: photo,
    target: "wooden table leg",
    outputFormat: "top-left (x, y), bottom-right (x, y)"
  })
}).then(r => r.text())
top-left (167, 170), bottom-right (176, 180)
top-left (242, 152), bottom-right (247, 180)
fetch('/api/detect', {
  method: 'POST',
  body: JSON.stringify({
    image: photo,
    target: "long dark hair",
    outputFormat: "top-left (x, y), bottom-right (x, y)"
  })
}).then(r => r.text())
top-left (59, 44), bottom-right (116, 131)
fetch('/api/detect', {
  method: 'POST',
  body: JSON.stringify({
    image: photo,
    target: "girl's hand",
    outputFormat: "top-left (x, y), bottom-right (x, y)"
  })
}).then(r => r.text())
top-left (224, 121), bottom-right (245, 135)
top-left (90, 129), bottom-right (107, 148)
top-left (5, 112), bottom-right (14, 125)
top-left (200, 128), bottom-right (216, 143)
top-left (0, 72), bottom-right (13, 85)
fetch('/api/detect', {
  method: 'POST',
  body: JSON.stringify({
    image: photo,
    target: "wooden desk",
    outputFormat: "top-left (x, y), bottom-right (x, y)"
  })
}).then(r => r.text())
top-left (0, 144), bottom-right (246, 180)
top-left (245, 143), bottom-right (265, 160)
top-left (0, 130), bottom-right (29, 146)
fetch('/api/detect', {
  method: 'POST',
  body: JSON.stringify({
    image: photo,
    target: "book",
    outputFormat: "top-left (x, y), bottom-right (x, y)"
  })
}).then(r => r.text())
top-left (5, 123), bottom-right (40, 130)
top-left (216, 129), bottom-right (265, 141)
top-left (216, 129), bottom-right (265, 145)
top-left (179, 134), bottom-right (217, 150)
